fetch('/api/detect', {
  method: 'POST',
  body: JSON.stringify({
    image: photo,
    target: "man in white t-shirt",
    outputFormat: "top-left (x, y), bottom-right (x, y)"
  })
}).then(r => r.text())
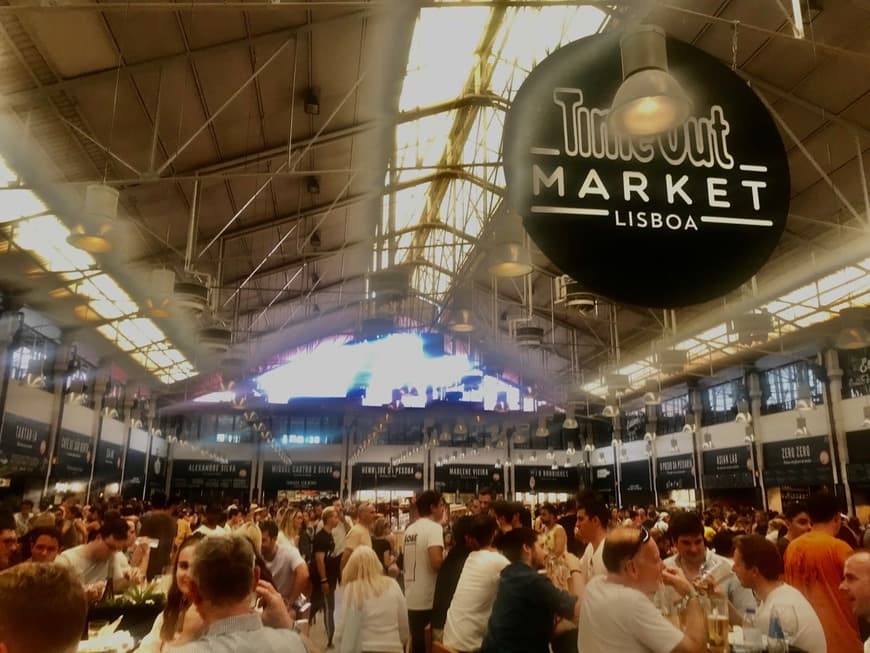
top-left (403, 490), bottom-right (445, 653)
top-left (260, 520), bottom-right (309, 608)
top-left (841, 550), bottom-right (870, 653)
top-left (56, 517), bottom-right (133, 601)
top-left (577, 497), bottom-right (609, 582)
top-left (444, 514), bottom-right (508, 652)
top-left (195, 504), bottom-right (227, 537)
top-left (329, 500), bottom-right (353, 570)
top-left (578, 526), bottom-right (707, 653)
top-left (730, 534), bottom-right (825, 651)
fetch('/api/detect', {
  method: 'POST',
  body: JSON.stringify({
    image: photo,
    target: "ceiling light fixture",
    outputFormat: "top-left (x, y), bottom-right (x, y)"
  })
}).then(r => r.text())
top-left (304, 88), bottom-right (320, 115)
top-left (488, 208), bottom-right (532, 277)
top-left (67, 184), bottom-right (119, 254)
top-left (610, 25), bottom-right (692, 137)
top-left (835, 307), bottom-right (870, 350)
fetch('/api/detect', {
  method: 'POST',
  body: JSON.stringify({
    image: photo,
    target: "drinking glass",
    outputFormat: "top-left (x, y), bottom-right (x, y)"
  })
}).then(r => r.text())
top-left (772, 605), bottom-right (799, 644)
top-left (703, 596), bottom-right (730, 653)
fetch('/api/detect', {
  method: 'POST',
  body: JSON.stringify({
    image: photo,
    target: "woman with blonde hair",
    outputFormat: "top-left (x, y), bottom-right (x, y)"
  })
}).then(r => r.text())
top-left (278, 508), bottom-right (303, 546)
top-left (335, 545), bottom-right (409, 653)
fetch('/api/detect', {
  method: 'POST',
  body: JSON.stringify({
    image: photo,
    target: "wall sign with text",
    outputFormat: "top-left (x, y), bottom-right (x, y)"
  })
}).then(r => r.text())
top-left (839, 348), bottom-right (870, 399)
top-left (52, 430), bottom-right (93, 481)
top-left (261, 462), bottom-right (341, 492)
top-left (93, 441), bottom-right (123, 485)
top-left (514, 465), bottom-right (579, 493)
top-left (352, 463), bottom-right (423, 491)
top-left (434, 464), bottom-right (503, 494)
top-left (762, 436), bottom-right (833, 487)
top-left (620, 460), bottom-right (654, 505)
top-left (503, 33), bottom-right (789, 307)
top-left (171, 460), bottom-right (251, 492)
top-left (656, 453), bottom-right (695, 491)
top-left (0, 414), bottom-right (50, 476)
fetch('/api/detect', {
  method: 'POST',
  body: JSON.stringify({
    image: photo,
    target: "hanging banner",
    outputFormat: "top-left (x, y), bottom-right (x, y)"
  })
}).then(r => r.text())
top-left (0, 414), bottom-right (50, 476)
top-left (620, 460), bottom-right (654, 506)
top-left (502, 33), bottom-right (789, 308)
top-left (839, 349), bottom-right (870, 399)
top-left (352, 463), bottom-right (423, 491)
top-left (762, 436), bottom-right (833, 486)
top-left (513, 465), bottom-right (579, 493)
top-left (656, 453), bottom-right (695, 491)
top-left (93, 441), bottom-right (123, 485)
top-left (435, 464), bottom-right (504, 494)
top-left (702, 445), bottom-right (755, 489)
top-left (52, 430), bottom-right (93, 481)
top-left (261, 462), bottom-right (341, 492)
top-left (171, 460), bottom-right (252, 492)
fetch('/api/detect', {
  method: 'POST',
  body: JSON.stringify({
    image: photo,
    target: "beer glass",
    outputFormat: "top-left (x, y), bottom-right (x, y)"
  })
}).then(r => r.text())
top-left (703, 596), bottom-right (730, 653)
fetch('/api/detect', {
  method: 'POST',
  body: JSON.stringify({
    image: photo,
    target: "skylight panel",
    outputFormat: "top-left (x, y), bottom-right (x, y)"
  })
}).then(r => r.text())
top-left (399, 7), bottom-right (491, 112)
top-left (395, 111), bottom-right (456, 175)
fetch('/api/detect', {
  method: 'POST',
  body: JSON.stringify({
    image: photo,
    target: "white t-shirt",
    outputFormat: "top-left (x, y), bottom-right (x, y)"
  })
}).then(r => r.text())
top-left (444, 549), bottom-right (510, 651)
top-left (402, 517), bottom-right (444, 610)
top-left (579, 541), bottom-right (607, 581)
top-left (57, 546), bottom-right (126, 585)
top-left (757, 583), bottom-right (827, 653)
top-left (578, 576), bottom-right (684, 653)
top-left (195, 524), bottom-right (227, 537)
top-left (264, 543), bottom-right (307, 599)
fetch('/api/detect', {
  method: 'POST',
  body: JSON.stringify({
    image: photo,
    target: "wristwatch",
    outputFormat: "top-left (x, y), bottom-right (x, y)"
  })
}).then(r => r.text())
top-left (681, 589), bottom-right (700, 609)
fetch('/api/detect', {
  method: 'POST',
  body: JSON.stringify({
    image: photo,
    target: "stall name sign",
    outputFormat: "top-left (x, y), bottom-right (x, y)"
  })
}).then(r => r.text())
top-left (659, 457), bottom-right (693, 472)
top-left (503, 33), bottom-right (789, 307)
top-left (269, 463), bottom-right (337, 475)
top-left (185, 463), bottom-right (239, 474)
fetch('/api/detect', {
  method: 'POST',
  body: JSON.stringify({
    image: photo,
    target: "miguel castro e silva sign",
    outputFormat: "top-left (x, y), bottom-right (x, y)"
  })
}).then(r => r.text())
top-left (503, 33), bottom-right (790, 308)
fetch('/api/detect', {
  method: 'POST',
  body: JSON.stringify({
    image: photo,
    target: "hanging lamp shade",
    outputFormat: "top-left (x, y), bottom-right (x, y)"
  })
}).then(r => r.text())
top-left (143, 269), bottom-right (176, 319)
top-left (835, 307), bottom-right (870, 350)
top-left (448, 287), bottom-right (475, 333)
top-left (610, 26), bottom-right (691, 137)
top-left (488, 208), bottom-right (532, 277)
top-left (67, 184), bottom-right (119, 253)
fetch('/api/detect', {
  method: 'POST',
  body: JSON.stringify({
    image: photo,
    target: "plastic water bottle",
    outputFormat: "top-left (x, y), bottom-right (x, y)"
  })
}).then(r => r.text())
top-left (743, 608), bottom-right (762, 647)
top-left (767, 615), bottom-right (788, 653)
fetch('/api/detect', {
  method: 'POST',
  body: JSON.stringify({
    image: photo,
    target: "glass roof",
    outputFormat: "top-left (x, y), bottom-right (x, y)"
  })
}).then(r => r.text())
top-left (379, 2), bottom-right (609, 303)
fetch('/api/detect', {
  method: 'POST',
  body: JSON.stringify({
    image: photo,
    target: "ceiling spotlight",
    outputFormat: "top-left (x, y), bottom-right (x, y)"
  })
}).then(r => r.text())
top-left (488, 208), bottom-right (532, 277)
top-left (566, 442), bottom-right (576, 455)
top-left (304, 87), bottom-right (320, 115)
top-left (643, 431), bottom-right (656, 442)
top-left (735, 399), bottom-right (752, 424)
top-left (535, 415), bottom-right (549, 438)
top-left (562, 412), bottom-right (579, 430)
top-left (546, 447), bottom-right (555, 460)
top-left (529, 452), bottom-right (537, 462)
top-left (306, 176), bottom-right (321, 195)
top-left (702, 432), bottom-right (714, 449)
top-left (610, 25), bottom-right (692, 137)
top-left (454, 419), bottom-right (467, 436)
top-left (863, 406), bottom-right (870, 428)
top-left (795, 416), bottom-right (809, 437)
top-left (796, 383), bottom-right (814, 412)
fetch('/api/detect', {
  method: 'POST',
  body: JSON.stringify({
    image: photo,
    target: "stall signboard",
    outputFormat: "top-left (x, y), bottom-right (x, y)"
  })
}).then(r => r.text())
top-left (591, 464), bottom-right (615, 497)
top-left (261, 462), bottom-right (341, 492)
top-left (93, 441), bottom-right (123, 485)
top-left (0, 414), bottom-right (50, 476)
top-left (762, 436), bottom-right (833, 487)
top-left (840, 348), bottom-right (870, 399)
top-left (353, 463), bottom-right (424, 491)
top-left (620, 460), bottom-right (654, 506)
top-left (847, 429), bottom-right (870, 465)
top-left (656, 454), bottom-right (695, 491)
top-left (503, 33), bottom-right (789, 308)
top-left (52, 430), bottom-right (92, 481)
top-left (702, 446), bottom-right (755, 489)
top-left (434, 464), bottom-right (503, 494)
top-left (122, 448), bottom-right (147, 498)
top-left (514, 465), bottom-right (579, 494)
top-left (171, 460), bottom-right (252, 492)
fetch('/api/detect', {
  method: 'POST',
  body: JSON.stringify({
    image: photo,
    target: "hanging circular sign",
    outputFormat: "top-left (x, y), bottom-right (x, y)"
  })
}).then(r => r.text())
top-left (503, 33), bottom-right (790, 308)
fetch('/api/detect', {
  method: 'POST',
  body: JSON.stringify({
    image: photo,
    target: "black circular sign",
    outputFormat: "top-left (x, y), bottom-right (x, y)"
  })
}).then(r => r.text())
top-left (503, 33), bottom-right (790, 308)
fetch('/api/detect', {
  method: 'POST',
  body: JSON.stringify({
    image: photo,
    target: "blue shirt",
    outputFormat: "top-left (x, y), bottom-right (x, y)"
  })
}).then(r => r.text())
top-left (480, 562), bottom-right (577, 653)
top-left (170, 613), bottom-right (306, 653)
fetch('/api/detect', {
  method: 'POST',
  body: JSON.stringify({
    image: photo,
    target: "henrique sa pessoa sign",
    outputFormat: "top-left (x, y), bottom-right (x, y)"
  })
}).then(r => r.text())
top-left (503, 33), bottom-right (790, 307)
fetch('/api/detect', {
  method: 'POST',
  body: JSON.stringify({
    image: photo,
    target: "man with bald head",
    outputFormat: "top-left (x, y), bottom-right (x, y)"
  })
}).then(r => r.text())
top-left (578, 527), bottom-right (707, 653)
top-left (841, 550), bottom-right (870, 652)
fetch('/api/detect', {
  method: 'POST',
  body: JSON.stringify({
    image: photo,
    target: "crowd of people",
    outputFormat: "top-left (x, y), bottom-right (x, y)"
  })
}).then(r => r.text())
top-left (3, 487), bottom-right (870, 652)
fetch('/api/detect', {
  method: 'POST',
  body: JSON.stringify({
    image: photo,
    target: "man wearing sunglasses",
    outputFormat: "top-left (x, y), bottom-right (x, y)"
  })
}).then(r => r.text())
top-left (578, 526), bottom-right (708, 653)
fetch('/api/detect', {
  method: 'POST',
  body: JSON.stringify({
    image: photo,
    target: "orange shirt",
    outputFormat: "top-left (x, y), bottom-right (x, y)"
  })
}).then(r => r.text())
top-left (784, 530), bottom-right (861, 653)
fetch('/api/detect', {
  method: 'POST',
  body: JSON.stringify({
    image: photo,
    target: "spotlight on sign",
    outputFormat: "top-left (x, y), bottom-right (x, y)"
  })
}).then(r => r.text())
top-left (610, 26), bottom-right (692, 137)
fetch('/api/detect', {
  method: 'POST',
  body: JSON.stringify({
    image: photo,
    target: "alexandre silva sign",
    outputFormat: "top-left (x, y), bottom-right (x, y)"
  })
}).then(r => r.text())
top-left (503, 32), bottom-right (790, 307)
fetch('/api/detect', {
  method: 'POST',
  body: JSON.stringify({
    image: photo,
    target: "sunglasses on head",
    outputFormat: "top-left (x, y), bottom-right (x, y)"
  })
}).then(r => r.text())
top-left (627, 526), bottom-right (651, 560)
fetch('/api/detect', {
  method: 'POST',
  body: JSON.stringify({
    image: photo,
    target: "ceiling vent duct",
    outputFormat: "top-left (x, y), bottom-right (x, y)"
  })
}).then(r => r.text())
top-left (198, 326), bottom-right (232, 353)
top-left (728, 310), bottom-right (773, 345)
top-left (174, 279), bottom-right (210, 316)
top-left (516, 325), bottom-right (544, 347)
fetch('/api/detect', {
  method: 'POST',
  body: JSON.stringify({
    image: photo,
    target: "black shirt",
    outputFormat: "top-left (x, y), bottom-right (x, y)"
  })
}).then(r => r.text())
top-left (312, 529), bottom-right (338, 584)
top-left (139, 511), bottom-right (177, 579)
top-left (372, 537), bottom-right (392, 573)
top-left (480, 562), bottom-right (577, 653)
top-left (431, 546), bottom-right (471, 630)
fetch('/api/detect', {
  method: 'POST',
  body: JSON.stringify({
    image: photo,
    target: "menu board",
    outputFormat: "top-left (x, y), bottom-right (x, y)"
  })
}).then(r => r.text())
top-left (591, 464), bottom-right (615, 497)
top-left (171, 460), bottom-right (252, 492)
top-left (762, 436), bottom-right (833, 487)
top-left (52, 430), bottom-right (93, 481)
top-left (352, 463), bottom-right (423, 491)
top-left (656, 454), bottom-right (695, 491)
top-left (122, 448), bottom-right (147, 499)
top-left (435, 464), bottom-right (504, 494)
top-left (839, 348), bottom-right (870, 399)
top-left (620, 460), bottom-right (654, 507)
top-left (514, 465), bottom-right (579, 493)
top-left (0, 414), bottom-right (50, 476)
top-left (261, 462), bottom-right (341, 492)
